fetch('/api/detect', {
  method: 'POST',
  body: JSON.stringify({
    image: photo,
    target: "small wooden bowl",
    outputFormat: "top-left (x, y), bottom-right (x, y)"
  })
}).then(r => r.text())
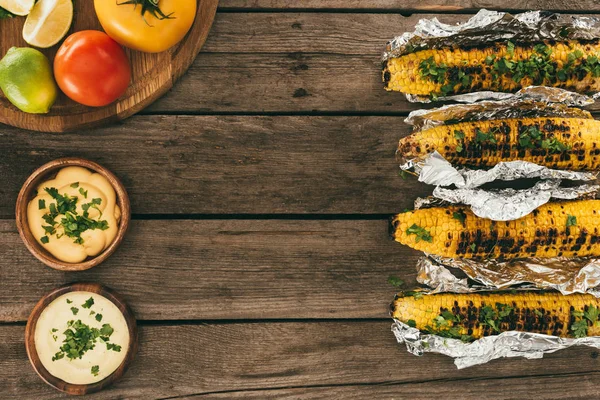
top-left (25, 283), bottom-right (138, 395)
top-left (16, 158), bottom-right (131, 271)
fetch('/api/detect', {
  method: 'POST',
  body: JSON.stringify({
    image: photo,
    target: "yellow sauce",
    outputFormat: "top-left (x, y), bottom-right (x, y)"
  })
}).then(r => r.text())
top-left (34, 292), bottom-right (130, 384)
top-left (27, 166), bottom-right (121, 263)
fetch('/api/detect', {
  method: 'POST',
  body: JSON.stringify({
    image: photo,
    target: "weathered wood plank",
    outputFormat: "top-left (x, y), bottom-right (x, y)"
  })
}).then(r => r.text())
top-left (2, 323), bottom-right (600, 399)
top-left (218, 0), bottom-right (600, 12)
top-left (147, 12), bottom-right (600, 114)
top-left (0, 219), bottom-right (419, 322)
top-left (0, 115), bottom-right (430, 217)
top-left (182, 373), bottom-right (600, 399)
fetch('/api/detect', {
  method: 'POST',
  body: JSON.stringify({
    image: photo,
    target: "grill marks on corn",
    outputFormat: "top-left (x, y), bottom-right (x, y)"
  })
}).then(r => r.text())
top-left (392, 292), bottom-right (600, 339)
top-left (393, 200), bottom-right (600, 260)
top-left (397, 117), bottom-right (600, 170)
top-left (384, 40), bottom-right (600, 96)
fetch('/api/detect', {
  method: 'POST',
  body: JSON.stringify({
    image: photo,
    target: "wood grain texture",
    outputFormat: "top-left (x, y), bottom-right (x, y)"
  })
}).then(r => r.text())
top-left (0, 115), bottom-right (430, 217)
top-left (0, 219), bottom-right (418, 322)
top-left (147, 12), bottom-right (600, 114)
top-left (0, 0), bottom-right (218, 132)
top-left (2, 323), bottom-right (600, 399)
top-left (218, 0), bottom-right (600, 12)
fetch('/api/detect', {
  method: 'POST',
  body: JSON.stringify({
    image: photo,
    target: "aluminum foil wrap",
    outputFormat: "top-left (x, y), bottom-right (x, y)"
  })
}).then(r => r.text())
top-left (392, 320), bottom-right (600, 369)
top-left (383, 10), bottom-right (600, 102)
top-left (391, 258), bottom-right (600, 368)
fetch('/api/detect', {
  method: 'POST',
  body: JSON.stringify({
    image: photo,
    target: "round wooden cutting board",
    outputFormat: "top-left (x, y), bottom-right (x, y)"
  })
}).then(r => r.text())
top-left (0, 0), bottom-right (218, 132)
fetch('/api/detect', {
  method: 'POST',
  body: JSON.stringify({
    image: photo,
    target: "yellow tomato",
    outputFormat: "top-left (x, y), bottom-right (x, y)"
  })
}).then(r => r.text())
top-left (94, 0), bottom-right (196, 53)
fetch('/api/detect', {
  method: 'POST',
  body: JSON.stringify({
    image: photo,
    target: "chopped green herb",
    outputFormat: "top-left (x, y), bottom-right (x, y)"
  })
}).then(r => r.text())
top-left (405, 224), bottom-right (433, 243)
top-left (100, 324), bottom-right (114, 337)
top-left (585, 306), bottom-right (599, 324)
top-left (387, 275), bottom-right (405, 288)
top-left (91, 365), bottom-right (100, 376)
top-left (541, 137), bottom-right (570, 153)
top-left (106, 343), bottom-right (122, 352)
top-left (40, 236), bottom-right (49, 244)
top-left (506, 41), bottom-right (515, 56)
top-left (454, 129), bottom-right (465, 152)
top-left (572, 310), bottom-right (585, 318)
top-left (406, 319), bottom-right (417, 328)
top-left (52, 328), bottom-right (58, 332)
top-left (474, 127), bottom-right (497, 146)
top-left (70, 182), bottom-right (79, 188)
top-left (52, 320), bottom-right (119, 362)
top-left (66, 299), bottom-right (73, 304)
top-left (71, 307), bottom-right (79, 315)
top-left (40, 187), bottom-right (108, 246)
top-left (469, 243), bottom-right (476, 252)
top-left (452, 210), bottom-right (466, 226)
top-left (95, 313), bottom-right (103, 322)
top-left (484, 54), bottom-right (496, 65)
top-left (79, 187), bottom-right (88, 198)
top-left (571, 319), bottom-right (588, 338)
top-left (567, 215), bottom-right (577, 227)
top-left (82, 297), bottom-right (95, 309)
top-left (38, 199), bottom-right (46, 210)
top-left (419, 56), bottom-right (448, 84)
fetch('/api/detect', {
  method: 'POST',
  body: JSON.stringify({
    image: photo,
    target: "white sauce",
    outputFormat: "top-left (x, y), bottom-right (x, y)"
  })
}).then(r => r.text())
top-left (34, 292), bottom-right (130, 384)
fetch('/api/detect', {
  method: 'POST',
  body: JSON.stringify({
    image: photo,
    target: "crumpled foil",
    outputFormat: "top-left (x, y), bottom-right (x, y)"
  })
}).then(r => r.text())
top-left (390, 257), bottom-right (600, 368)
top-left (432, 180), bottom-right (599, 221)
top-left (404, 87), bottom-right (594, 132)
top-left (384, 10), bottom-right (600, 102)
top-left (392, 320), bottom-right (600, 369)
top-left (416, 255), bottom-right (600, 296)
top-left (406, 151), bottom-right (597, 189)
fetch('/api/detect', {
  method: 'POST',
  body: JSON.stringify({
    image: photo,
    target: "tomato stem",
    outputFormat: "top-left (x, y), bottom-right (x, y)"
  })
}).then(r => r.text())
top-left (116, 0), bottom-right (175, 26)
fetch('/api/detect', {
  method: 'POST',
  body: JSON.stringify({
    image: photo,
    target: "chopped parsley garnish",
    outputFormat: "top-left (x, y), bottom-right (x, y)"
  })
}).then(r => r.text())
top-left (585, 306), bottom-right (600, 324)
top-left (474, 128), bottom-right (497, 147)
top-left (70, 182), bottom-right (79, 188)
top-left (106, 343), bottom-right (122, 352)
top-left (405, 224), bottom-right (433, 243)
top-left (452, 210), bottom-right (466, 226)
top-left (567, 215), bottom-right (577, 227)
top-left (469, 243), bottom-right (476, 252)
top-left (66, 299), bottom-right (73, 304)
top-left (51, 320), bottom-right (120, 362)
top-left (571, 319), bottom-right (588, 338)
top-left (387, 275), bottom-right (405, 288)
top-left (419, 56), bottom-right (448, 84)
top-left (0, 7), bottom-right (14, 18)
top-left (82, 297), bottom-right (95, 309)
top-left (40, 236), bottom-right (49, 244)
top-left (454, 130), bottom-right (465, 152)
top-left (91, 365), bottom-right (100, 376)
top-left (79, 187), bottom-right (88, 198)
top-left (38, 199), bottom-right (46, 210)
top-left (424, 310), bottom-right (472, 342)
top-left (95, 313), bottom-right (103, 322)
top-left (406, 319), bottom-right (417, 328)
top-left (39, 187), bottom-right (109, 245)
top-left (90, 310), bottom-right (96, 315)
top-left (71, 307), bottom-right (79, 315)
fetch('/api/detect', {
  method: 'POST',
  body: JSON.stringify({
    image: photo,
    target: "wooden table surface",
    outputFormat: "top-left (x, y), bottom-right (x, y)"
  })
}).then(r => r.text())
top-left (3, 1), bottom-right (600, 399)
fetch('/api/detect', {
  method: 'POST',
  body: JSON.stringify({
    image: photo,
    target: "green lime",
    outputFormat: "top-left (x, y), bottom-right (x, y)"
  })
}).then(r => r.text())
top-left (0, 47), bottom-right (58, 114)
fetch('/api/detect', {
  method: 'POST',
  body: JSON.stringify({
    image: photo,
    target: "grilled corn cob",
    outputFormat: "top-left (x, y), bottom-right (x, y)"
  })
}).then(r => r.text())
top-left (383, 40), bottom-right (600, 97)
top-left (392, 200), bottom-right (600, 260)
top-left (391, 291), bottom-right (600, 340)
top-left (397, 116), bottom-right (600, 170)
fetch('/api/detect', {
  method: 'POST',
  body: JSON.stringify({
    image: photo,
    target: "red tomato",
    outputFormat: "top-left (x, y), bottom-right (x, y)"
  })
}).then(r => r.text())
top-left (54, 31), bottom-right (131, 107)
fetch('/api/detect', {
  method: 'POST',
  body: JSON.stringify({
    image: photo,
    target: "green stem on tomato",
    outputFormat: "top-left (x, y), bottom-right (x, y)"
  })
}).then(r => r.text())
top-left (116, 0), bottom-right (175, 26)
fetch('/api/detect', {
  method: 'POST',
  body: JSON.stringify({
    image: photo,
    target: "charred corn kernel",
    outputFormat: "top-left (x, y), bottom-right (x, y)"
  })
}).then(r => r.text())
top-left (397, 117), bottom-right (600, 170)
top-left (392, 200), bottom-right (600, 260)
top-left (383, 40), bottom-right (600, 97)
top-left (391, 291), bottom-right (600, 339)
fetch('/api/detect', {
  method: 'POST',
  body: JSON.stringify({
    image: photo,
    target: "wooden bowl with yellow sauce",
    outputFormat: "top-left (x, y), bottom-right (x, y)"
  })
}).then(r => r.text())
top-left (16, 158), bottom-right (130, 271)
top-left (25, 282), bottom-right (138, 394)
